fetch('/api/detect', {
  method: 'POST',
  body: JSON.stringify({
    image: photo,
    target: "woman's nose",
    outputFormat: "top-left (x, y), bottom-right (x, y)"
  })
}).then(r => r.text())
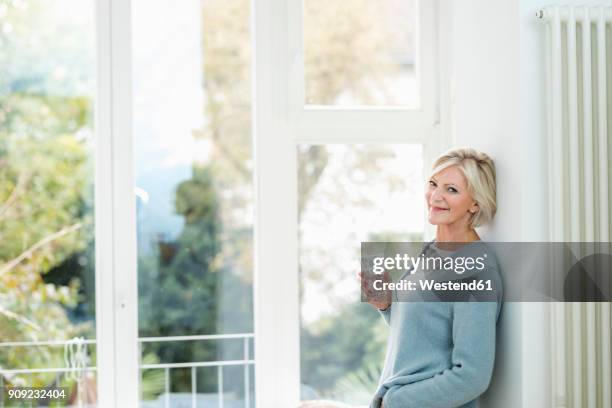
top-left (430, 188), bottom-right (443, 202)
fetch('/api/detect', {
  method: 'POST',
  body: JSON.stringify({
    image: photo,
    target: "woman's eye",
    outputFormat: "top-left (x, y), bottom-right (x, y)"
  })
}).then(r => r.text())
top-left (429, 180), bottom-right (436, 187)
top-left (448, 187), bottom-right (457, 193)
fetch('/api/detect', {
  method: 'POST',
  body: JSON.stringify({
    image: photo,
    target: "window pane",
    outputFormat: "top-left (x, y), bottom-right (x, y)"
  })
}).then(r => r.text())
top-left (132, 0), bottom-right (254, 406)
top-left (0, 0), bottom-right (97, 403)
top-left (304, 0), bottom-right (418, 107)
top-left (298, 144), bottom-right (423, 404)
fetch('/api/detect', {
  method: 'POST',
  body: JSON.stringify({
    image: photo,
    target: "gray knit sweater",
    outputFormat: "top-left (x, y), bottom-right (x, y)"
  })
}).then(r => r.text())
top-left (370, 241), bottom-right (503, 408)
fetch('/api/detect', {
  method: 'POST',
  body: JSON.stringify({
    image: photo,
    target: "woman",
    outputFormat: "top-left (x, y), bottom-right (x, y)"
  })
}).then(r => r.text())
top-left (364, 148), bottom-right (503, 408)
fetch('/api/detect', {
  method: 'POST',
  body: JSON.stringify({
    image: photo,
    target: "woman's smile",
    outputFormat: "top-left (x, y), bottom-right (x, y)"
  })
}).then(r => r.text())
top-left (429, 205), bottom-right (449, 213)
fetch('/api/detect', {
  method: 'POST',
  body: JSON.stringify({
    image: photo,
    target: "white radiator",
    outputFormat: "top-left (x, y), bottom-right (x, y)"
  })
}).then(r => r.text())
top-left (538, 5), bottom-right (611, 408)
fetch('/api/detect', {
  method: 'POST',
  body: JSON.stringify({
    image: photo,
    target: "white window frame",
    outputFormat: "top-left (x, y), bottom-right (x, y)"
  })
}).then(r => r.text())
top-left (92, 0), bottom-right (445, 406)
top-left (254, 0), bottom-right (444, 406)
top-left (95, 0), bottom-right (140, 406)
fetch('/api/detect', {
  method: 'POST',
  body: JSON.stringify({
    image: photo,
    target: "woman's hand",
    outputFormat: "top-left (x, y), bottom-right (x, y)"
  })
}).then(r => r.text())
top-left (357, 270), bottom-right (392, 310)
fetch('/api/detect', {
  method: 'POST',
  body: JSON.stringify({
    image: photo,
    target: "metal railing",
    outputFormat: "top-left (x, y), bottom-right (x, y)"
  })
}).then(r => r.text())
top-left (0, 333), bottom-right (255, 408)
top-left (0, 338), bottom-right (97, 375)
top-left (0, 338), bottom-right (96, 408)
top-left (139, 333), bottom-right (254, 408)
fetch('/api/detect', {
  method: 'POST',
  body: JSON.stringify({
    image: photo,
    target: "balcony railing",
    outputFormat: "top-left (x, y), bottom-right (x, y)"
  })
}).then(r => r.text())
top-left (0, 333), bottom-right (255, 408)
top-left (138, 333), bottom-right (255, 408)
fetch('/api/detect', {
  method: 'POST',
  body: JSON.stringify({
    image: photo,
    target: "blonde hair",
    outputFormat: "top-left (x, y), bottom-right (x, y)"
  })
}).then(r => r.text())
top-left (431, 148), bottom-right (496, 228)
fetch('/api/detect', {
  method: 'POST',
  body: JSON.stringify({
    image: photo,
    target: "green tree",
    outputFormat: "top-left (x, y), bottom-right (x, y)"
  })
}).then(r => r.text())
top-left (138, 165), bottom-right (253, 394)
top-left (0, 93), bottom-right (94, 386)
top-left (300, 302), bottom-right (387, 397)
top-left (304, 0), bottom-right (411, 105)
top-left (0, 0), bottom-right (95, 389)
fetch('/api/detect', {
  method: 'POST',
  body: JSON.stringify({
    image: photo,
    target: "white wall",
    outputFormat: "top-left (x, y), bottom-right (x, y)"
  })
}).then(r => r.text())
top-left (448, 0), bottom-right (521, 247)
top-left (518, 2), bottom-right (550, 406)
top-left (444, 0), bottom-right (522, 407)
top-left (448, 0), bottom-right (612, 406)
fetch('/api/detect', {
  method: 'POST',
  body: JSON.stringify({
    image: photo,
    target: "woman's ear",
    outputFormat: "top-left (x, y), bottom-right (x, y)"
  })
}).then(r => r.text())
top-left (469, 202), bottom-right (479, 214)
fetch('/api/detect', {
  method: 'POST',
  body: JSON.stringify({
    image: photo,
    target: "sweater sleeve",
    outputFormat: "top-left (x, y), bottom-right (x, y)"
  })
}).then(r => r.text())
top-left (382, 301), bottom-right (498, 408)
top-left (378, 304), bottom-right (392, 326)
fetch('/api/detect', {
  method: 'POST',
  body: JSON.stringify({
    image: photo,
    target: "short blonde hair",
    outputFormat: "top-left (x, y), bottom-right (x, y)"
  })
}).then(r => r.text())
top-left (431, 148), bottom-right (496, 228)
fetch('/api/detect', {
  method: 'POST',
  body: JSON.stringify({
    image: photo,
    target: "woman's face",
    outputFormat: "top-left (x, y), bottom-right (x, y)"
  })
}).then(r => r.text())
top-left (425, 165), bottom-right (479, 227)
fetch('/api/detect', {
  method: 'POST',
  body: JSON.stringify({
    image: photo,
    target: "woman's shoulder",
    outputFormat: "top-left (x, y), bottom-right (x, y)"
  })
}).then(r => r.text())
top-left (456, 240), bottom-right (504, 300)
top-left (462, 240), bottom-right (500, 269)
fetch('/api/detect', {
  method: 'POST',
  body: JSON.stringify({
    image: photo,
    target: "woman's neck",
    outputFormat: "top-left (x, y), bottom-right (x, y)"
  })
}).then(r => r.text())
top-left (435, 224), bottom-right (480, 243)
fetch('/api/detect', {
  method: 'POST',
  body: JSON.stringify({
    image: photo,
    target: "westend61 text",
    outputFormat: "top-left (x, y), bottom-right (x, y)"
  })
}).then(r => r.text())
top-left (373, 279), bottom-right (494, 292)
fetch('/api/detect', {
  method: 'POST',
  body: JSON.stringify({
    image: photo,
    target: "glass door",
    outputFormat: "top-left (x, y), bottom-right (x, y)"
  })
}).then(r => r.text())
top-left (298, 144), bottom-right (424, 405)
top-left (131, 0), bottom-right (255, 406)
